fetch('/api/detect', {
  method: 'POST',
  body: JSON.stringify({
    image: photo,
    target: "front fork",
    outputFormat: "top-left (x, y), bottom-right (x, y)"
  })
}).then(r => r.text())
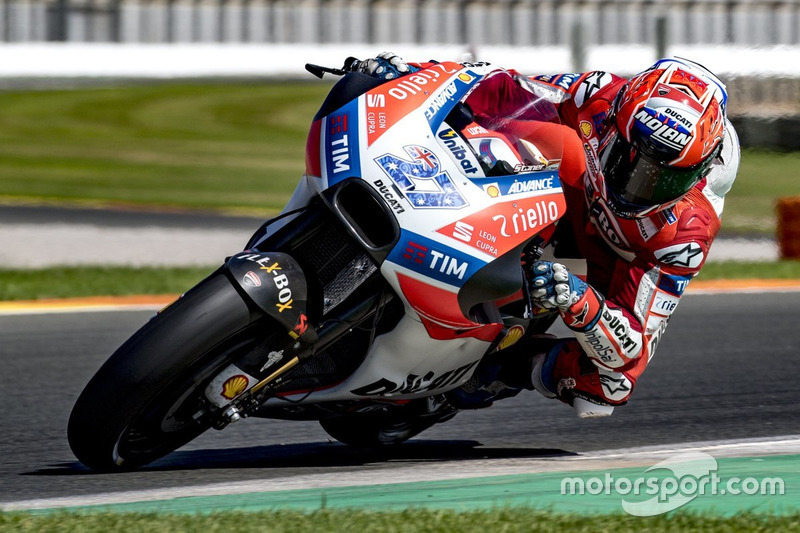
top-left (201, 251), bottom-right (318, 426)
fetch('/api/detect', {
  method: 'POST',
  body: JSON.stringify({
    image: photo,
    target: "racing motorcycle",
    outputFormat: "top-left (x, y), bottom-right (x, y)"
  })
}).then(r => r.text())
top-left (68, 58), bottom-right (568, 471)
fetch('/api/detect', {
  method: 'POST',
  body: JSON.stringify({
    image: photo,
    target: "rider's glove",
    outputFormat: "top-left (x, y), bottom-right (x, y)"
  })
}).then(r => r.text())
top-left (526, 260), bottom-right (605, 332)
top-left (353, 52), bottom-right (418, 80)
top-left (527, 261), bottom-right (588, 311)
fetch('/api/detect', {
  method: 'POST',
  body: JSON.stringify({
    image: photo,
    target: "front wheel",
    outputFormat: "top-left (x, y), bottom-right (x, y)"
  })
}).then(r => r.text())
top-left (68, 271), bottom-right (264, 471)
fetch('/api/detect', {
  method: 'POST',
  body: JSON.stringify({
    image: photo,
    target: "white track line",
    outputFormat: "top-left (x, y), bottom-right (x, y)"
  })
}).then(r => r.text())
top-left (3, 435), bottom-right (799, 511)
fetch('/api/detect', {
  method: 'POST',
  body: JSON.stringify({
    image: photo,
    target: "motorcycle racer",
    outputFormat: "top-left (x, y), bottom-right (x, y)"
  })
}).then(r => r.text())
top-left (354, 53), bottom-right (740, 417)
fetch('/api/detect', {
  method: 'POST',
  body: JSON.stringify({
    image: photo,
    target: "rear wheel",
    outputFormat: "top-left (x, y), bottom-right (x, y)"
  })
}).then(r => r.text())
top-left (68, 271), bottom-right (267, 471)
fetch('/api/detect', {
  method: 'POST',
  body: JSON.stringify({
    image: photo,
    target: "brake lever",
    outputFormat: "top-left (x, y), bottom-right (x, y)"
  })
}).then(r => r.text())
top-left (305, 57), bottom-right (361, 79)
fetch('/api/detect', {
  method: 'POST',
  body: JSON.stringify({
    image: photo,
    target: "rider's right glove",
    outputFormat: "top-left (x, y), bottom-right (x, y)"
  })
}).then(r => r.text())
top-left (352, 52), bottom-right (418, 80)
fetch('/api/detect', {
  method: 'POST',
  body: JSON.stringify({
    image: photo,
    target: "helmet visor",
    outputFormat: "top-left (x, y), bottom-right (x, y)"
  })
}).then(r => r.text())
top-left (600, 133), bottom-right (710, 216)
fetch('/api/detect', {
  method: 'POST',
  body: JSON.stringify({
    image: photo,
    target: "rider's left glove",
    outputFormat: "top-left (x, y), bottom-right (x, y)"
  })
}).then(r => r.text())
top-left (353, 52), bottom-right (418, 80)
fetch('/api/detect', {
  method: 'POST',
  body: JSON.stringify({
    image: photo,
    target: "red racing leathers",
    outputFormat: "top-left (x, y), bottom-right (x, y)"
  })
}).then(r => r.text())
top-left (464, 68), bottom-right (739, 409)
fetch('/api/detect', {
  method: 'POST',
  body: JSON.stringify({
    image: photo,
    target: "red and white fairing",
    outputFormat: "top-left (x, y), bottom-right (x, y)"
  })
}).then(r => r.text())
top-left (262, 62), bottom-right (568, 402)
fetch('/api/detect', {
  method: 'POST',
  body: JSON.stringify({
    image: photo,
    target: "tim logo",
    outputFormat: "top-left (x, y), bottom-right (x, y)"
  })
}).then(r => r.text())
top-left (328, 114), bottom-right (350, 174)
top-left (374, 145), bottom-right (467, 209)
top-left (401, 239), bottom-right (468, 281)
top-left (403, 241), bottom-right (428, 264)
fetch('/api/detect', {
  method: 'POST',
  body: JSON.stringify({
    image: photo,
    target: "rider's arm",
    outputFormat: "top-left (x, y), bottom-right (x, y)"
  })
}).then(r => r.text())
top-left (522, 71), bottom-right (626, 134)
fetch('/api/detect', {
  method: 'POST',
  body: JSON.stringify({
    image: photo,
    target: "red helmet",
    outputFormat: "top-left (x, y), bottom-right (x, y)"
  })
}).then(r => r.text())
top-left (599, 58), bottom-right (727, 218)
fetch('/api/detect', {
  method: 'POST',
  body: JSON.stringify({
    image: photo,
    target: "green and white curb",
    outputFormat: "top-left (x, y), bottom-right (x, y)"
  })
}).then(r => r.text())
top-left (3, 436), bottom-right (798, 516)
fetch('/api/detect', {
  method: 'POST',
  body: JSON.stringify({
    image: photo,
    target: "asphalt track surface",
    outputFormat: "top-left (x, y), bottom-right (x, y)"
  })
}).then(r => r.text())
top-left (1, 291), bottom-right (799, 505)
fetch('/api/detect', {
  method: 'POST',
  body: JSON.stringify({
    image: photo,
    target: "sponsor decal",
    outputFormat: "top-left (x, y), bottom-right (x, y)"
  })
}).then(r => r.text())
top-left (601, 308), bottom-right (640, 354)
top-left (581, 325), bottom-right (623, 367)
top-left (375, 145), bottom-right (467, 209)
top-left (553, 73), bottom-right (581, 91)
top-left (498, 325), bottom-right (525, 350)
top-left (471, 172), bottom-right (561, 197)
top-left (372, 179), bottom-right (406, 214)
top-left (574, 71), bottom-right (612, 108)
top-left (328, 114), bottom-right (350, 173)
top-left (590, 200), bottom-right (631, 250)
top-left (423, 71), bottom-right (480, 128)
top-left (634, 108), bottom-right (692, 151)
top-left (507, 176), bottom-right (558, 195)
top-left (350, 361), bottom-right (480, 396)
top-left (466, 124), bottom-right (489, 136)
top-left (365, 62), bottom-right (460, 146)
top-left (484, 183), bottom-right (501, 198)
top-left (579, 120), bottom-right (593, 138)
top-left (663, 107), bottom-right (694, 128)
top-left (591, 111), bottom-right (608, 133)
top-left (651, 290), bottom-right (680, 316)
top-left (221, 375), bottom-right (249, 400)
top-left (437, 127), bottom-right (479, 174)
top-left (259, 350), bottom-right (284, 373)
top-left (636, 217), bottom-right (659, 242)
top-left (582, 143), bottom-right (604, 189)
top-left (654, 242), bottom-right (704, 268)
top-left (514, 163), bottom-right (546, 172)
top-left (240, 254), bottom-right (294, 313)
top-left (288, 313), bottom-right (309, 340)
top-left (478, 139), bottom-right (497, 165)
top-left (437, 192), bottom-right (565, 257)
top-left (424, 82), bottom-right (459, 121)
top-left (452, 220), bottom-right (474, 242)
top-left (598, 369), bottom-right (632, 401)
top-left (324, 100), bottom-right (360, 184)
top-left (657, 273), bottom-right (692, 296)
top-left (492, 200), bottom-right (561, 238)
top-left (242, 271), bottom-right (261, 288)
top-left (388, 229), bottom-right (484, 286)
top-left (646, 315), bottom-right (670, 361)
top-left (386, 63), bottom-right (460, 101)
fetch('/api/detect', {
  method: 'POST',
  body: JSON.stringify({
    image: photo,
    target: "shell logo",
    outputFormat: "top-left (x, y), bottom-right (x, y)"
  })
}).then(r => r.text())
top-left (458, 73), bottom-right (474, 83)
top-left (485, 184), bottom-right (500, 198)
top-left (579, 120), bottom-right (593, 138)
top-left (221, 375), bottom-right (249, 399)
top-left (498, 325), bottom-right (525, 350)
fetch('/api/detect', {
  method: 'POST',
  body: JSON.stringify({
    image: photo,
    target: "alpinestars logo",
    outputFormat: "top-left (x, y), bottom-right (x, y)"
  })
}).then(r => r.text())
top-left (598, 371), bottom-right (631, 402)
top-left (575, 71), bottom-right (611, 108)
top-left (654, 242), bottom-right (704, 268)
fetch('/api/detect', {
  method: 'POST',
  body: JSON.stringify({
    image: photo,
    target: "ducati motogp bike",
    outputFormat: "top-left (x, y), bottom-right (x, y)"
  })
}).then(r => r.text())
top-left (68, 58), bottom-right (568, 471)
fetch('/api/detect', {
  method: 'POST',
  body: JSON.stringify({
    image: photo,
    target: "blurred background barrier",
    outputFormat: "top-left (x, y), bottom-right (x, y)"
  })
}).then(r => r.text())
top-left (2, 0), bottom-right (799, 47)
top-left (778, 198), bottom-right (800, 260)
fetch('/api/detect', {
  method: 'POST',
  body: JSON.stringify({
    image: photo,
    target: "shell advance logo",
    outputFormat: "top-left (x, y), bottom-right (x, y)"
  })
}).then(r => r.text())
top-left (423, 71), bottom-right (480, 130)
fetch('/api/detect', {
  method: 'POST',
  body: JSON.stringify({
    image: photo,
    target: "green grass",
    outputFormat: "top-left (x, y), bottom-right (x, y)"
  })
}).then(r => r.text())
top-left (1, 509), bottom-right (799, 532)
top-left (1, 261), bottom-right (799, 301)
top-left (0, 266), bottom-right (214, 301)
top-left (0, 82), bottom-right (797, 229)
top-left (695, 259), bottom-right (800, 280)
top-left (724, 149), bottom-right (800, 234)
top-left (0, 81), bottom-right (331, 214)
